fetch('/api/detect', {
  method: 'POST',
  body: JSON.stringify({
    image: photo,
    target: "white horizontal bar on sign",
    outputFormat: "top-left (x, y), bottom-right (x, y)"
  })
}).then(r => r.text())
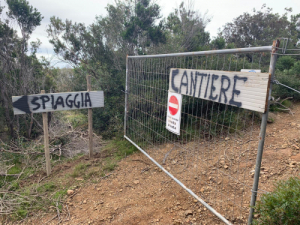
top-left (12, 91), bottom-right (104, 115)
top-left (169, 68), bottom-right (270, 113)
top-left (169, 102), bottom-right (179, 109)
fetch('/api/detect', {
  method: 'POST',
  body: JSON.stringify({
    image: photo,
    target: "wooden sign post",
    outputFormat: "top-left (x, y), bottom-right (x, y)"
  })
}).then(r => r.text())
top-left (41, 90), bottom-right (51, 176)
top-left (87, 75), bottom-right (93, 158)
top-left (12, 86), bottom-right (104, 175)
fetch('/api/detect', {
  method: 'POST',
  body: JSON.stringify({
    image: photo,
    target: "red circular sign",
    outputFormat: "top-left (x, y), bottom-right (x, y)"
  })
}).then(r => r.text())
top-left (169, 95), bottom-right (179, 116)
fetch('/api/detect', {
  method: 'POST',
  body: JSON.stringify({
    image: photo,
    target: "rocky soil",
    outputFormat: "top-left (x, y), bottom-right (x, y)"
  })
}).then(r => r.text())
top-left (12, 104), bottom-right (300, 224)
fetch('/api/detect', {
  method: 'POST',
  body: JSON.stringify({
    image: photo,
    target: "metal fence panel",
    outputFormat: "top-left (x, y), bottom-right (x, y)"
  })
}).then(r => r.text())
top-left (124, 45), bottom-right (277, 224)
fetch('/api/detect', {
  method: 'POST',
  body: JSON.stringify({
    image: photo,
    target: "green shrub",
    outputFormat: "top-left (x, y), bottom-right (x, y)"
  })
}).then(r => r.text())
top-left (253, 177), bottom-right (300, 225)
top-left (37, 182), bottom-right (57, 193)
top-left (70, 162), bottom-right (89, 178)
top-left (272, 71), bottom-right (300, 100)
top-left (103, 160), bottom-right (117, 172)
top-left (15, 209), bottom-right (28, 219)
top-left (276, 56), bottom-right (296, 71)
top-left (292, 61), bottom-right (300, 75)
top-left (65, 111), bottom-right (88, 129)
top-left (102, 138), bottom-right (137, 160)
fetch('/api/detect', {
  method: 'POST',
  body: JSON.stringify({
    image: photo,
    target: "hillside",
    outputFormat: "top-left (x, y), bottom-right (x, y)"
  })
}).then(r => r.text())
top-left (0, 103), bottom-right (298, 225)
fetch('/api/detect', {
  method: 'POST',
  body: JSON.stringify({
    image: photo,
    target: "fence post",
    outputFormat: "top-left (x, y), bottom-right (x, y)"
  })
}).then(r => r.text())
top-left (124, 55), bottom-right (129, 136)
top-left (41, 90), bottom-right (51, 176)
top-left (248, 39), bottom-right (280, 224)
top-left (87, 75), bottom-right (93, 158)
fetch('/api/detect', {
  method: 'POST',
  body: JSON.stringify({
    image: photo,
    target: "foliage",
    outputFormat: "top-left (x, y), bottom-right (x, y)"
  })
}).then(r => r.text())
top-left (221, 5), bottom-right (299, 48)
top-left (47, 16), bottom-right (124, 138)
top-left (253, 177), bottom-right (300, 225)
top-left (291, 61), bottom-right (300, 75)
top-left (6, 0), bottom-right (43, 38)
top-left (273, 55), bottom-right (300, 101)
top-left (210, 36), bottom-right (226, 49)
top-left (70, 162), bottom-right (89, 178)
top-left (64, 111), bottom-right (88, 129)
top-left (0, 136), bottom-right (62, 220)
top-left (121, 0), bottom-right (166, 54)
top-left (290, 13), bottom-right (300, 39)
top-left (106, 137), bottom-right (138, 159)
top-left (276, 56), bottom-right (296, 71)
top-left (47, 0), bottom-right (171, 138)
top-left (0, 0), bottom-right (50, 138)
top-left (0, 135), bottom-right (137, 221)
top-left (164, 1), bottom-right (210, 52)
top-left (272, 72), bottom-right (300, 100)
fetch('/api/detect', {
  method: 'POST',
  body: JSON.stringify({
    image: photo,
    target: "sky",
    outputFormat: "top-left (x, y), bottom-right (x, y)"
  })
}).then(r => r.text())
top-left (1, 0), bottom-right (300, 67)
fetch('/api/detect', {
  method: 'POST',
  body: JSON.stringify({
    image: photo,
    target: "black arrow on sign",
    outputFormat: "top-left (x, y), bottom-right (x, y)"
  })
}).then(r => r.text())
top-left (13, 96), bottom-right (31, 114)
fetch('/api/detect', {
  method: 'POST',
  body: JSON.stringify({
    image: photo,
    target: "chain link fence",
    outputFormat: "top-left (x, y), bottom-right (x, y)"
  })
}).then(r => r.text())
top-left (124, 43), bottom-right (278, 224)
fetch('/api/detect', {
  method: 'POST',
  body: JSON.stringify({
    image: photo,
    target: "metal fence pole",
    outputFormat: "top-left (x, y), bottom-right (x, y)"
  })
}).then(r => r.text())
top-left (124, 55), bottom-right (129, 136)
top-left (248, 39), bottom-right (280, 224)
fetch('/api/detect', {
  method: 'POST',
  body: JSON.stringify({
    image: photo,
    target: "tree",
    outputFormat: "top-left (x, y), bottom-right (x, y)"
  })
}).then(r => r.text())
top-left (121, 0), bottom-right (166, 55)
top-left (276, 56), bottom-right (296, 71)
top-left (47, 17), bottom-right (112, 76)
top-left (210, 36), bottom-right (226, 49)
top-left (47, 0), bottom-right (169, 137)
top-left (165, 1), bottom-right (210, 52)
top-left (95, 0), bottom-right (166, 57)
top-left (47, 15), bottom-right (127, 138)
top-left (6, 0), bottom-right (42, 40)
top-left (221, 5), bottom-right (299, 48)
top-left (290, 13), bottom-right (300, 40)
top-left (0, 0), bottom-right (44, 138)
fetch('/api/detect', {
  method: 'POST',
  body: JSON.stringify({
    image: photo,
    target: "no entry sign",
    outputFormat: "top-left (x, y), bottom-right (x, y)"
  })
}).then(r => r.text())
top-left (169, 96), bottom-right (179, 116)
top-left (166, 92), bottom-right (182, 135)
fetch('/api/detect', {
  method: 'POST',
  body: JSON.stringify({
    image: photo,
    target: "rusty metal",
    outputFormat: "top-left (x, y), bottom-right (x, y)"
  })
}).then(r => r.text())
top-left (247, 39), bottom-right (280, 224)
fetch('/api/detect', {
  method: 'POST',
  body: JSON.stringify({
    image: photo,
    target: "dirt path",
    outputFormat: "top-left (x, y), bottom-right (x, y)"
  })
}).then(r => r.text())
top-left (22, 104), bottom-right (300, 225)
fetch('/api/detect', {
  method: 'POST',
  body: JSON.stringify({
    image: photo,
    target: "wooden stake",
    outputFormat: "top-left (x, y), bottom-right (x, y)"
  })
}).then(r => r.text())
top-left (41, 90), bottom-right (51, 176)
top-left (87, 75), bottom-right (93, 158)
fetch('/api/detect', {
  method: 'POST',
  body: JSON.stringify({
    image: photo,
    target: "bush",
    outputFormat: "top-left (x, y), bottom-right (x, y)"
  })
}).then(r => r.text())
top-left (292, 61), bottom-right (300, 75)
top-left (276, 56), bottom-right (296, 71)
top-left (253, 177), bottom-right (300, 225)
top-left (272, 71), bottom-right (300, 100)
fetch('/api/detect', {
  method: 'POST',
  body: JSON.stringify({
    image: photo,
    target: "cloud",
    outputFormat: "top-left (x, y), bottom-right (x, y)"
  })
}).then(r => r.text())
top-left (6, 0), bottom-right (298, 66)
top-left (25, 0), bottom-right (112, 66)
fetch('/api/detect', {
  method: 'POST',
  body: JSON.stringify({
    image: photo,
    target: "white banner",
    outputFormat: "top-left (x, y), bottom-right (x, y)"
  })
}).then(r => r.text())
top-left (169, 69), bottom-right (270, 113)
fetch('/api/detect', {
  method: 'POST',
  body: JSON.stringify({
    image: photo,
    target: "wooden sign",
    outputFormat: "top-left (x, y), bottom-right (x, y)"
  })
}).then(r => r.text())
top-left (169, 69), bottom-right (270, 113)
top-left (11, 76), bottom-right (102, 176)
top-left (12, 91), bottom-right (104, 115)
